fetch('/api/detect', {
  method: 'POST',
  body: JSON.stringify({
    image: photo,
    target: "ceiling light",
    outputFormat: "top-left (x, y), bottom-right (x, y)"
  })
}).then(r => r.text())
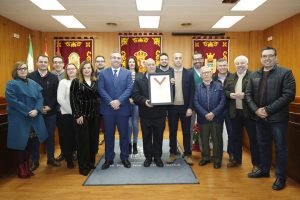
top-left (139, 16), bottom-right (160, 28)
top-left (212, 16), bottom-right (244, 28)
top-left (30, 0), bottom-right (66, 10)
top-left (231, 0), bottom-right (267, 11)
top-left (52, 16), bottom-right (86, 28)
top-left (136, 0), bottom-right (162, 11)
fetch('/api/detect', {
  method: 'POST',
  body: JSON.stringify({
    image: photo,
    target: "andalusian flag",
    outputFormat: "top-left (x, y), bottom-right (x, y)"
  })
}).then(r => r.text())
top-left (27, 35), bottom-right (34, 72)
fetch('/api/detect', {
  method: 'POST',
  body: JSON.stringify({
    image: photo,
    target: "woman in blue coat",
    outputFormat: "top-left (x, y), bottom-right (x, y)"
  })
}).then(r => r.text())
top-left (5, 61), bottom-right (48, 178)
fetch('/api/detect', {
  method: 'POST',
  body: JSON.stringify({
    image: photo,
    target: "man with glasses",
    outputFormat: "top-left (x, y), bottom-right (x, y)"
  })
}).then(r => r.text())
top-left (245, 46), bottom-right (296, 190)
top-left (28, 54), bottom-right (61, 171)
top-left (51, 55), bottom-right (65, 162)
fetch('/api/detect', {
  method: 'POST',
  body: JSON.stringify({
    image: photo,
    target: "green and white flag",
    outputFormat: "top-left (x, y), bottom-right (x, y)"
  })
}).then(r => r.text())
top-left (27, 35), bottom-right (34, 72)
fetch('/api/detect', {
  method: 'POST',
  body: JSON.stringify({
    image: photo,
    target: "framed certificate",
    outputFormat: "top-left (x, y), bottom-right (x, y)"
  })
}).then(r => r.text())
top-left (148, 73), bottom-right (173, 105)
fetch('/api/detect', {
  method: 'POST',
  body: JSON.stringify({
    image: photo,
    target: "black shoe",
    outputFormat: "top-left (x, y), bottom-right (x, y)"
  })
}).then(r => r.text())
top-left (248, 169), bottom-right (270, 178)
top-left (101, 160), bottom-right (113, 170)
top-left (55, 153), bottom-right (65, 162)
top-left (72, 151), bottom-right (78, 161)
top-left (214, 162), bottom-right (221, 169)
top-left (128, 143), bottom-right (132, 154)
top-left (67, 161), bottom-right (74, 169)
top-left (30, 160), bottom-right (39, 171)
top-left (79, 169), bottom-right (90, 176)
top-left (133, 143), bottom-right (138, 154)
top-left (154, 158), bottom-right (164, 167)
top-left (47, 159), bottom-right (61, 167)
top-left (199, 159), bottom-right (210, 166)
top-left (143, 158), bottom-right (152, 167)
top-left (272, 177), bottom-right (286, 190)
top-left (122, 159), bottom-right (131, 168)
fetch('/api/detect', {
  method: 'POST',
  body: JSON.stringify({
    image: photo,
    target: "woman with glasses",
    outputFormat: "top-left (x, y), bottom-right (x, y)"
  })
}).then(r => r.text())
top-left (57, 63), bottom-right (78, 169)
top-left (5, 61), bottom-right (47, 178)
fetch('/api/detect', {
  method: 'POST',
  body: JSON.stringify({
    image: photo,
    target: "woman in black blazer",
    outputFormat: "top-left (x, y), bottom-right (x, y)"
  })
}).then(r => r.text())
top-left (70, 60), bottom-right (99, 176)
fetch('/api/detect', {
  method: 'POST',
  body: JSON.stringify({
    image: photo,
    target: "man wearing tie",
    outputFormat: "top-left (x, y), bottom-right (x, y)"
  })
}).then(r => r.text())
top-left (98, 52), bottom-right (133, 169)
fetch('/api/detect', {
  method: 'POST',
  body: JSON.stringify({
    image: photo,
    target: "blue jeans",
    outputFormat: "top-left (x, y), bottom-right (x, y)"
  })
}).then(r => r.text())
top-left (32, 114), bottom-right (57, 161)
top-left (256, 119), bottom-right (288, 179)
top-left (128, 104), bottom-right (139, 143)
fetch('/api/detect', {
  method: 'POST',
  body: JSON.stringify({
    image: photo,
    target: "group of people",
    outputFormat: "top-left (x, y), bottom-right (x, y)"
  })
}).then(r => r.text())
top-left (5, 46), bottom-right (295, 191)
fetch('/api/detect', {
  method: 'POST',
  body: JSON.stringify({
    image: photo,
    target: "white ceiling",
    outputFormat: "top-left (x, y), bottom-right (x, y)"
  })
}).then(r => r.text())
top-left (0, 0), bottom-right (300, 32)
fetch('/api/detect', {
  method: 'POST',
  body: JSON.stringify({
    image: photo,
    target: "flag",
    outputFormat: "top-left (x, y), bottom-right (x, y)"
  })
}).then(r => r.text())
top-left (26, 35), bottom-right (34, 72)
top-left (56, 40), bottom-right (61, 56)
top-left (44, 38), bottom-right (49, 56)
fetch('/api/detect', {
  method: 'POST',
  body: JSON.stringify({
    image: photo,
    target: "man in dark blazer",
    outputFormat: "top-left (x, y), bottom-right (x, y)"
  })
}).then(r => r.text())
top-left (166, 52), bottom-right (195, 165)
top-left (98, 52), bottom-right (133, 169)
top-left (132, 58), bottom-right (167, 167)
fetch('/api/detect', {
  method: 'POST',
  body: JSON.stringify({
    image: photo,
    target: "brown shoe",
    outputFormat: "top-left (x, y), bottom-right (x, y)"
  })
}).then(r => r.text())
top-left (184, 156), bottom-right (193, 165)
top-left (227, 160), bottom-right (241, 168)
top-left (166, 154), bottom-right (177, 164)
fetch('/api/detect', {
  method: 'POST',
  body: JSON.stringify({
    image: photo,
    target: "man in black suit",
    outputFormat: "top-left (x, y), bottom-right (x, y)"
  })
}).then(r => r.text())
top-left (166, 52), bottom-right (195, 165)
top-left (132, 58), bottom-right (167, 167)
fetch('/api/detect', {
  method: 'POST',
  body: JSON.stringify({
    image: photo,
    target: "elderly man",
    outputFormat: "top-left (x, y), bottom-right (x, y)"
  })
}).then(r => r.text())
top-left (132, 58), bottom-right (167, 167)
top-left (194, 66), bottom-right (226, 169)
top-left (245, 47), bottom-right (295, 190)
top-left (224, 55), bottom-right (260, 173)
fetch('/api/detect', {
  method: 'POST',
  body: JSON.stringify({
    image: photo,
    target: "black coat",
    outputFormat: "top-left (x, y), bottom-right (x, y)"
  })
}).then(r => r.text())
top-left (245, 65), bottom-right (296, 122)
top-left (132, 74), bottom-right (167, 119)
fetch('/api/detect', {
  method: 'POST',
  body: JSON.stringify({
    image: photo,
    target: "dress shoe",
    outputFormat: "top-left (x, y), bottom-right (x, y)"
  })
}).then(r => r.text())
top-left (199, 159), bottom-right (210, 166)
top-left (272, 177), bottom-right (286, 190)
top-left (166, 154), bottom-right (176, 164)
top-left (101, 160), bottom-right (114, 170)
top-left (79, 169), bottom-right (90, 176)
top-left (250, 165), bottom-right (260, 173)
top-left (67, 161), bottom-right (74, 169)
top-left (47, 159), bottom-right (61, 167)
top-left (214, 162), bottom-right (221, 169)
top-left (248, 169), bottom-right (270, 178)
top-left (143, 158), bottom-right (152, 167)
top-left (55, 153), bottom-right (65, 162)
top-left (154, 158), bottom-right (164, 167)
top-left (227, 160), bottom-right (241, 168)
top-left (122, 159), bottom-right (131, 168)
top-left (30, 160), bottom-right (39, 171)
top-left (184, 155), bottom-right (193, 165)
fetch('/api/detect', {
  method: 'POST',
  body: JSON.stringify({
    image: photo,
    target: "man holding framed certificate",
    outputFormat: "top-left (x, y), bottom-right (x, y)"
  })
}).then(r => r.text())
top-left (132, 58), bottom-right (167, 167)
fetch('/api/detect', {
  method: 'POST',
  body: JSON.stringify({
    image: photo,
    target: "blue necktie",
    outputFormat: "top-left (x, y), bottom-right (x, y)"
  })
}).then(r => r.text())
top-left (113, 69), bottom-right (118, 86)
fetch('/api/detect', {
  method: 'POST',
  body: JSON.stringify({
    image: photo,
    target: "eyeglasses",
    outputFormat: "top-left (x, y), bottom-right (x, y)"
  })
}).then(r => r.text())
top-left (262, 54), bottom-right (275, 59)
top-left (17, 67), bottom-right (28, 71)
top-left (96, 60), bottom-right (104, 63)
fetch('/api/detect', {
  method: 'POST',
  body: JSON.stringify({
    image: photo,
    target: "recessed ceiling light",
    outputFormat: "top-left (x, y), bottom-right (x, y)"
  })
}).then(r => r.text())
top-left (139, 16), bottom-right (160, 29)
top-left (30, 0), bottom-right (66, 10)
top-left (136, 0), bottom-right (162, 11)
top-left (52, 16), bottom-right (86, 29)
top-left (212, 16), bottom-right (244, 28)
top-left (231, 0), bottom-right (267, 11)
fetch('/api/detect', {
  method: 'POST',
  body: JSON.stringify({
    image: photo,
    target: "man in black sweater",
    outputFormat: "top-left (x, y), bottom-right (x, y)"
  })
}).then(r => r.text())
top-left (132, 58), bottom-right (167, 167)
top-left (28, 54), bottom-right (60, 171)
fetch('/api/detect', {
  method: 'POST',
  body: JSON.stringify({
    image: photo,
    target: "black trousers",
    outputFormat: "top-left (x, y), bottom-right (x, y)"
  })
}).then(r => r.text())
top-left (60, 114), bottom-right (76, 163)
top-left (140, 117), bottom-right (165, 159)
top-left (56, 111), bottom-right (64, 153)
top-left (168, 105), bottom-right (192, 155)
top-left (74, 116), bottom-right (98, 171)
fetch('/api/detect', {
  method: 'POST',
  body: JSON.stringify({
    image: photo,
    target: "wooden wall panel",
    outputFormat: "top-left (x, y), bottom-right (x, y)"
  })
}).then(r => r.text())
top-left (0, 16), bottom-right (33, 96)
top-left (263, 13), bottom-right (300, 96)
